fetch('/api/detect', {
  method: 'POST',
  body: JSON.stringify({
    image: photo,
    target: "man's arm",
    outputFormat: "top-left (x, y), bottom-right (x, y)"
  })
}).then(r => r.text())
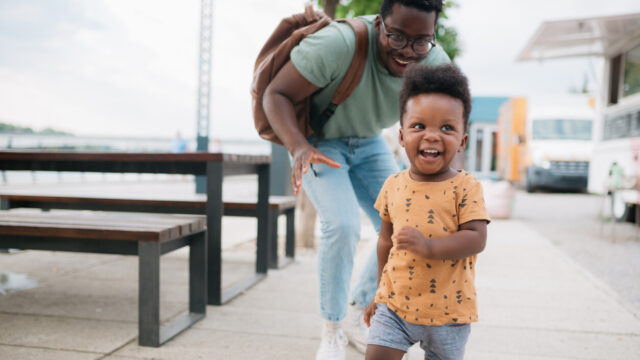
top-left (394, 219), bottom-right (487, 260)
top-left (263, 61), bottom-right (340, 195)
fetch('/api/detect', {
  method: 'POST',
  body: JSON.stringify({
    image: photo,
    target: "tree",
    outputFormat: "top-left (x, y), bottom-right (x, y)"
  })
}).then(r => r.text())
top-left (318, 0), bottom-right (460, 60)
top-left (320, 0), bottom-right (340, 19)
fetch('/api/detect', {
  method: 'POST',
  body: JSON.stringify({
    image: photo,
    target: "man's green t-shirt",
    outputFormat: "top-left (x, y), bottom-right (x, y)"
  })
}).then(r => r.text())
top-left (290, 15), bottom-right (451, 139)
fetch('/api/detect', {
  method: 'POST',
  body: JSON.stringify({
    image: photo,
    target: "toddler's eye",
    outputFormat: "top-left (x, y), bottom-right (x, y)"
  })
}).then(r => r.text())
top-left (441, 124), bottom-right (454, 131)
top-left (411, 123), bottom-right (425, 130)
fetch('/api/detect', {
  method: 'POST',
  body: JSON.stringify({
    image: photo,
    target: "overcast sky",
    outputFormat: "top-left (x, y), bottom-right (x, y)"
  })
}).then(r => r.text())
top-left (1, 0), bottom-right (639, 140)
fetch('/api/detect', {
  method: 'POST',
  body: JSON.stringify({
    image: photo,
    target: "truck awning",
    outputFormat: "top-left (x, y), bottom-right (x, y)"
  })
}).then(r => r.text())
top-left (516, 12), bottom-right (640, 61)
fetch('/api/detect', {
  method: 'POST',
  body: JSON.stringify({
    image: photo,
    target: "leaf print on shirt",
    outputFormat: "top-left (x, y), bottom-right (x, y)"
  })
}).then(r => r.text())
top-left (459, 193), bottom-right (468, 208)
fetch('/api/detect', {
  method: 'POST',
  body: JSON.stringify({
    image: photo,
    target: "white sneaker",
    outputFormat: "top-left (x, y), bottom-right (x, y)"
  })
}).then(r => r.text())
top-left (343, 302), bottom-right (369, 353)
top-left (316, 322), bottom-right (348, 360)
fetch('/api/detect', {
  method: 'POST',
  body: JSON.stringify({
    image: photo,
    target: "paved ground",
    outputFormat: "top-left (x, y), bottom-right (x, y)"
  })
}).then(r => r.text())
top-left (512, 190), bottom-right (640, 311)
top-left (1, 179), bottom-right (640, 359)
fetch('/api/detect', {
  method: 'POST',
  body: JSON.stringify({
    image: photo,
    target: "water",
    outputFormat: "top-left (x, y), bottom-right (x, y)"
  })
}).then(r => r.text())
top-left (0, 133), bottom-right (270, 154)
top-left (0, 272), bottom-right (38, 295)
top-left (0, 133), bottom-right (271, 185)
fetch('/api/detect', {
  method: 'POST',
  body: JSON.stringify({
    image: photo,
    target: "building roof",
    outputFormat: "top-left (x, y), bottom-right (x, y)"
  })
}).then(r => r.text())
top-left (469, 97), bottom-right (509, 123)
top-left (517, 12), bottom-right (640, 61)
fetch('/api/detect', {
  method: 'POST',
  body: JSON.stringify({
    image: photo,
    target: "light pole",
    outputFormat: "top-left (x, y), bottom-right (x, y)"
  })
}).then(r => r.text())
top-left (196, 0), bottom-right (213, 193)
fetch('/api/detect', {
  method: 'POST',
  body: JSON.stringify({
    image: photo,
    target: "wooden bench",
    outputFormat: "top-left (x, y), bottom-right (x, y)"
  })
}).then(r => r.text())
top-left (0, 209), bottom-right (207, 347)
top-left (0, 194), bottom-right (296, 269)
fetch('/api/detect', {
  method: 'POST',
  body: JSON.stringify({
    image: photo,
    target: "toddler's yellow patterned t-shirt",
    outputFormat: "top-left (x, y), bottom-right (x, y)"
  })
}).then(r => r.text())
top-left (373, 169), bottom-right (490, 325)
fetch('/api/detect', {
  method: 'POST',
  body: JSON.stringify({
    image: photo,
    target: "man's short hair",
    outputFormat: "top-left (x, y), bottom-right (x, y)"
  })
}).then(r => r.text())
top-left (380, 0), bottom-right (444, 20)
top-left (399, 64), bottom-right (472, 131)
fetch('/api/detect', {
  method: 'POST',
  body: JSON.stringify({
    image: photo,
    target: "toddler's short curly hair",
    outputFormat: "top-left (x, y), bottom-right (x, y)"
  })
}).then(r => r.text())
top-left (399, 64), bottom-right (472, 132)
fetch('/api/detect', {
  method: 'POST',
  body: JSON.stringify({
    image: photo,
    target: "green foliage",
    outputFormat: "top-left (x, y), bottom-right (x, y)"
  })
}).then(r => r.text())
top-left (317, 0), bottom-right (461, 60)
top-left (39, 127), bottom-right (71, 135)
top-left (0, 122), bottom-right (34, 134)
top-left (435, 1), bottom-right (460, 60)
top-left (0, 122), bottom-right (71, 135)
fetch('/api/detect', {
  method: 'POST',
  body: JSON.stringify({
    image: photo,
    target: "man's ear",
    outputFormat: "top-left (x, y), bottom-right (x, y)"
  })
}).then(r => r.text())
top-left (458, 133), bottom-right (468, 152)
top-left (398, 125), bottom-right (405, 147)
top-left (374, 14), bottom-right (381, 33)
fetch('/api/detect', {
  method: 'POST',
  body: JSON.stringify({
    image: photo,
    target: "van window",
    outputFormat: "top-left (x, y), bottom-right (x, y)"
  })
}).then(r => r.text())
top-left (623, 44), bottom-right (640, 97)
top-left (532, 119), bottom-right (592, 140)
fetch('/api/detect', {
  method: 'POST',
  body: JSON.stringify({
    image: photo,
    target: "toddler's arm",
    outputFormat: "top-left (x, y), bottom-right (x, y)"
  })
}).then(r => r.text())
top-left (364, 219), bottom-right (394, 327)
top-left (376, 219), bottom-right (394, 286)
top-left (394, 219), bottom-right (487, 260)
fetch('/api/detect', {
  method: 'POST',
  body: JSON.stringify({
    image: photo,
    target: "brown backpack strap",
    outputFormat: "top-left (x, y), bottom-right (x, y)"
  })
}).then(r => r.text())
top-left (308, 18), bottom-right (369, 138)
top-left (332, 18), bottom-right (369, 104)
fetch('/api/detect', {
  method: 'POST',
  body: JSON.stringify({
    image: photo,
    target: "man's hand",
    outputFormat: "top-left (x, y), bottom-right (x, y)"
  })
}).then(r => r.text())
top-left (263, 61), bottom-right (339, 195)
top-left (363, 301), bottom-right (377, 327)
top-left (290, 144), bottom-right (340, 195)
top-left (393, 225), bottom-right (430, 259)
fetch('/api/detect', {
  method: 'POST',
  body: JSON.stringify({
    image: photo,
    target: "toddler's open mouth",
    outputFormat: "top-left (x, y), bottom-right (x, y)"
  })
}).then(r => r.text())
top-left (419, 149), bottom-right (440, 158)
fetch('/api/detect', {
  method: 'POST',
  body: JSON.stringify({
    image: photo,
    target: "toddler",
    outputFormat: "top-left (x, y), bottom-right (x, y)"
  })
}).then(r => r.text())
top-left (364, 64), bottom-right (490, 360)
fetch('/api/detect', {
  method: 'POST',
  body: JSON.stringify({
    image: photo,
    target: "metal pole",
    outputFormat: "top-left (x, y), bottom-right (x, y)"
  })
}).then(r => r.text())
top-left (196, 0), bottom-right (213, 194)
top-left (269, 143), bottom-right (293, 196)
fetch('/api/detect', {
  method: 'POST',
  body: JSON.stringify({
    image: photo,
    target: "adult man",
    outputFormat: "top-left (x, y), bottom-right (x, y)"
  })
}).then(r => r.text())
top-left (263, 1), bottom-right (450, 358)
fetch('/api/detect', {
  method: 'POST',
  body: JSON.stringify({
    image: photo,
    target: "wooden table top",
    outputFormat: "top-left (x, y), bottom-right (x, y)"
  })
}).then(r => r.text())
top-left (0, 150), bottom-right (270, 164)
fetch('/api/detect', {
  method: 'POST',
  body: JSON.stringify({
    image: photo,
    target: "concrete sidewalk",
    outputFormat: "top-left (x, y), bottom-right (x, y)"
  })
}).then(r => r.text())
top-left (1, 212), bottom-right (639, 359)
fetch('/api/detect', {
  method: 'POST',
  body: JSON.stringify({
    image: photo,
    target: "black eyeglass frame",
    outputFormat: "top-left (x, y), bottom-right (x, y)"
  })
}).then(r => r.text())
top-left (379, 18), bottom-right (436, 55)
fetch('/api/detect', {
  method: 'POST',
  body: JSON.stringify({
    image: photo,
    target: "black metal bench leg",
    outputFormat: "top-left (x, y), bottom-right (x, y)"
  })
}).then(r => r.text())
top-left (0, 199), bottom-right (13, 253)
top-left (206, 161), bottom-right (223, 305)
top-left (285, 207), bottom-right (295, 259)
top-left (268, 210), bottom-right (279, 269)
top-left (190, 231), bottom-right (207, 313)
top-left (218, 166), bottom-right (269, 304)
top-left (275, 208), bottom-right (295, 268)
top-left (139, 233), bottom-right (207, 347)
top-left (139, 241), bottom-right (160, 347)
top-left (269, 207), bottom-right (296, 269)
top-left (255, 164), bottom-right (270, 274)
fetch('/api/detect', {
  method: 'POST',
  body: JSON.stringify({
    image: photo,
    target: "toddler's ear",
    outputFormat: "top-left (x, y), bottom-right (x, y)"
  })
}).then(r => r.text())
top-left (398, 127), bottom-right (406, 147)
top-left (457, 133), bottom-right (468, 152)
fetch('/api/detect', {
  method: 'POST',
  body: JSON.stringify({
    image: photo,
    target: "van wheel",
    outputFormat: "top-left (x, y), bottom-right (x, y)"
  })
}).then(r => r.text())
top-left (525, 168), bottom-right (536, 193)
top-left (525, 178), bottom-right (535, 193)
top-left (611, 191), bottom-right (634, 222)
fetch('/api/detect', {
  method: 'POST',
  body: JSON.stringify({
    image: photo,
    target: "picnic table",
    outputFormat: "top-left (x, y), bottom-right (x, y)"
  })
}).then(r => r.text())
top-left (0, 150), bottom-right (272, 306)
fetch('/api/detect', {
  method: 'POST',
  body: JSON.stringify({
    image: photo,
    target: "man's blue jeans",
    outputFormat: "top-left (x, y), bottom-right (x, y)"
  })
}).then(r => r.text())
top-left (299, 135), bottom-right (398, 322)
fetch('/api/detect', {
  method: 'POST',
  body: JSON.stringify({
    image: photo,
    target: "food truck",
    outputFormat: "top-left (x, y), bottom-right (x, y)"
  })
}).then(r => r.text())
top-left (517, 12), bottom-right (640, 220)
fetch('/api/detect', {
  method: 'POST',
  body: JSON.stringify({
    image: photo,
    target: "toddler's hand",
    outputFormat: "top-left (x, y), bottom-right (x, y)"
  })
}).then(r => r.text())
top-left (363, 301), bottom-right (377, 327)
top-left (393, 225), bottom-right (429, 258)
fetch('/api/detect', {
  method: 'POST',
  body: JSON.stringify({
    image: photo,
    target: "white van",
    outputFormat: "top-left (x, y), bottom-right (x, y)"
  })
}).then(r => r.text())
top-left (516, 12), bottom-right (640, 220)
top-left (525, 96), bottom-right (595, 192)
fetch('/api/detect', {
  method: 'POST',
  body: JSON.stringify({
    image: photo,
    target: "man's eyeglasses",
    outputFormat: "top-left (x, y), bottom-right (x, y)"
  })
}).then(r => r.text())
top-left (379, 19), bottom-right (436, 55)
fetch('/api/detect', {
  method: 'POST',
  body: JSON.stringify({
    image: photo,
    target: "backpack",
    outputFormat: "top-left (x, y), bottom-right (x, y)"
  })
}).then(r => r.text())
top-left (251, 4), bottom-right (369, 145)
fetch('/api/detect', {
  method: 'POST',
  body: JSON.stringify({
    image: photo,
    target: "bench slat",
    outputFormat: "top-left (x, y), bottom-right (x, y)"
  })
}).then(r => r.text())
top-left (0, 223), bottom-right (167, 241)
top-left (0, 209), bottom-right (205, 227)
top-left (0, 212), bottom-right (188, 238)
top-left (0, 210), bottom-right (205, 242)
top-left (1, 194), bottom-right (296, 211)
